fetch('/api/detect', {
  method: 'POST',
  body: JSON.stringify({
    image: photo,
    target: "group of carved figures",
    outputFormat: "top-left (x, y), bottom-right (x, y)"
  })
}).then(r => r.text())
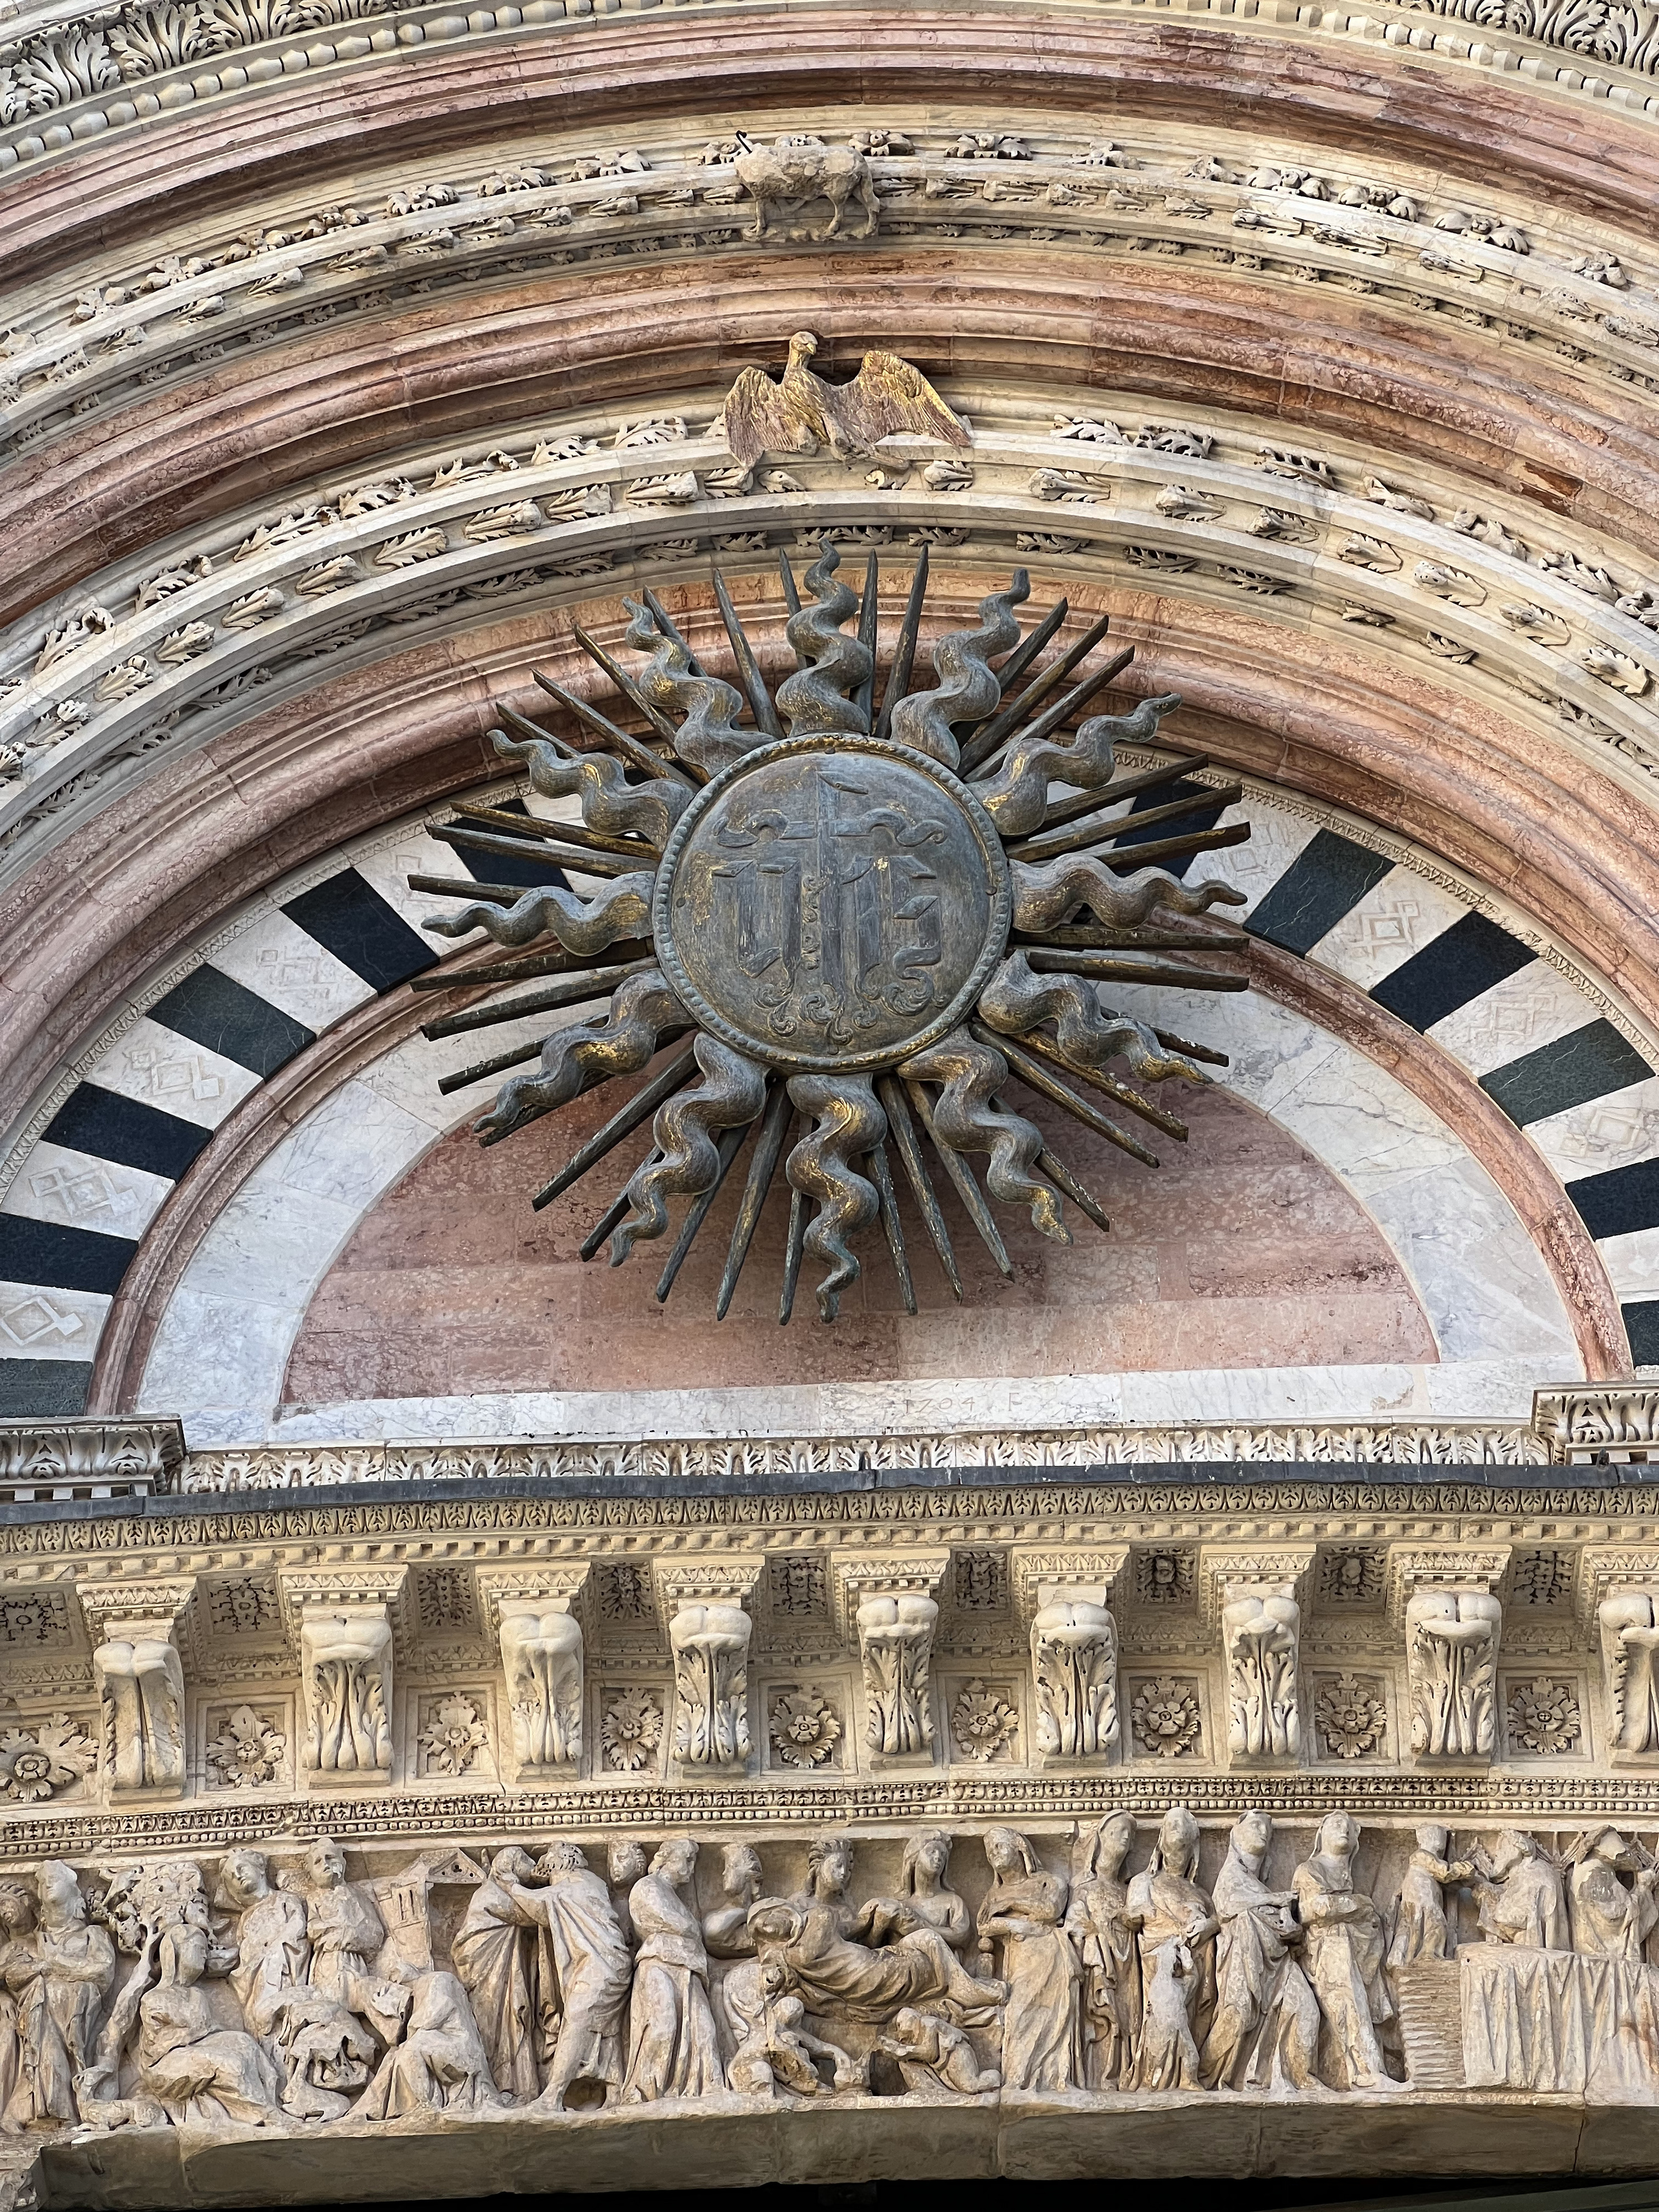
top-left (4, 1814), bottom-right (1659, 2131)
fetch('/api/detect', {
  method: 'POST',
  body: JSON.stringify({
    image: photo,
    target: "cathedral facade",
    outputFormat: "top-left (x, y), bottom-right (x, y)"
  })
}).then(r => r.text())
top-left (3, 0), bottom-right (1659, 2189)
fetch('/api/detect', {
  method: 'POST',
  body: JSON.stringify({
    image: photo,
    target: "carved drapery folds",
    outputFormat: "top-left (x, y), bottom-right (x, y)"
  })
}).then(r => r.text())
top-left (11, 1808), bottom-right (1659, 2160)
top-left (80, 1580), bottom-right (194, 1801)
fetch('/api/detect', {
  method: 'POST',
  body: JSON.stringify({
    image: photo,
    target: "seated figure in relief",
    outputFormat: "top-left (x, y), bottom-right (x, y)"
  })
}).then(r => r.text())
top-left (134, 1922), bottom-right (283, 2130)
top-left (217, 1851), bottom-right (377, 2121)
top-left (875, 2007), bottom-right (1000, 2099)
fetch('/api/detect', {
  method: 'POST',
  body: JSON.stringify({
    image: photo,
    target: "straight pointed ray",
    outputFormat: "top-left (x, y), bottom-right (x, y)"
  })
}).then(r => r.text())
top-left (409, 873), bottom-right (532, 907)
top-left (711, 568), bottom-right (783, 739)
top-left (964, 646), bottom-right (1137, 779)
top-left (968, 1019), bottom-right (1159, 1167)
top-left (1021, 947), bottom-right (1250, 992)
top-left (1036, 752), bottom-right (1213, 830)
top-left (1036, 1143), bottom-right (1109, 1232)
top-left (875, 1073), bottom-right (962, 1301)
top-left (639, 587), bottom-right (707, 680)
top-left (432, 823), bottom-right (649, 880)
top-left (655, 1119), bottom-right (750, 1303)
top-left (1062, 821), bottom-right (1252, 872)
top-left (452, 801), bottom-right (660, 862)
top-left (571, 620), bottom-right (683, 748)
top-left (1015, 925), bottom-right (1245, 953)
top-left (1008, 782), bottom-right (1245, 865)
top-left (581, 1165), bottom-right (654, 1260)
top-left (958, 609), bottom-right (1113, 773)
top-left (534, 1048), bottom-right (700, 1211)
top-left (873, 547), bottom-right (928, 743)
top-left (778, 547), bottom-right (805, 661)
top-left (717, 1082), bottom-right (792, 1319)
top-left (533, 670), bottom-right (695, 789)
top-left (499, 702), bottom-right (579, 757)
top-left (867, 1140), bottom-right (917, 1314)
top-left (421, 959), bottom-right (655, 1042)
top-left (409, 941), bottom-right (654, 993)
top-left (987, 597), bottom-right (1068, 705)
top-left (1000, 1023), bottom-right (1189, 1140)
top-left (1157, 1027), bottom-right (1229, 1067)
top-left (778, 1181), bottom-right (808, 1323)
top-left (855, 552), bottom-right (879, 728)
top-left (437, 1037), bottom-right (545, 1094)
top-left (903, 1077), bottom-right (1014, 1278)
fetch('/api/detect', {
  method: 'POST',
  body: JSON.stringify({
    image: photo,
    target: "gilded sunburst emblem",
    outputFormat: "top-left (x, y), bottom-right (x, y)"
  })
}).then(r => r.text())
top-left (412, 541), bottom-right (1250, 1319)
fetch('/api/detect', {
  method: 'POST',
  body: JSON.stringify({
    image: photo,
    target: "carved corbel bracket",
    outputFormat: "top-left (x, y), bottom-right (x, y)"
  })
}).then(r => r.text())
top-left (79, 1576), bottom-right (196, 1804)
top-left (1388, 1551), bottom-right (1509, 1766)
top-left (1385, 1548), bottom-right (1511, 1631)
top-left (1013, 1548), bottom-right (1128, 1767)
top-left (1577, 1549), bottom-right (1659, 1760)
top-left (1202, 1547), bottom-right (1314, 1768)
top-left (659, 1559), bottom-right (763, 1778)
top-left (835, 1556), bottom-right (950, 1769)
top-left (280, 1565), bottom-right (407, 1791)
top-left (477, 1566), bottom-right (591, 1782)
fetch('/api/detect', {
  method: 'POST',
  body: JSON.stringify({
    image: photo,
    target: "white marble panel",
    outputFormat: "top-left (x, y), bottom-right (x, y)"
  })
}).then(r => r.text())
top-left (1175, 800), bottom-right (1323, 912)
top-left (82, 1016), bottom-right (260, 1132)
top-left (350, 825), bottom-right (485, 939)
top-left (210, 902), bottom-right (374, 1033)
top-left (1083, 983), bottom-right (1574, 1364)
top-left (1524, 1076), bottom-right (1659, 1183)
top-left (140, 1287), bottom-right (315, 1419)
top-left (1595, 1224), bottom-right (1659, 1302)
top-left (139, 1056), bottom-right (451, 1417)
top-left (1, 1140), bottom-right (173, 1242)
top-left (1305, 865), bottom-right (1469, 994)
top-left (363, 1014), bottom-right (585, 1132)
top-left (1094, 982), bottom-right (1346, 1119)
top-left (1426, 960), bottom-right (1599, 1079)
top-left (0, 1280), bottom-right (111, 1361)
top-left (274, 1076), bottom-right (441, 1209)
top-left (189, 1352), bottom-right (1573, 1449)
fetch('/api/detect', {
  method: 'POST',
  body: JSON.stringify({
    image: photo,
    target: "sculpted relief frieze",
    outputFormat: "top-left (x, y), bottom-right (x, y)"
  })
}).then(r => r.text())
top-left (5, 1805), bottom-right (1659, 2177)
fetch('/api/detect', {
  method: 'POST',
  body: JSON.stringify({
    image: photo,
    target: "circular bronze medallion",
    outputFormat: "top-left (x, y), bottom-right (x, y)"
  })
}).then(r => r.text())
top-left (653, 736), bottom-right (1013, 1075)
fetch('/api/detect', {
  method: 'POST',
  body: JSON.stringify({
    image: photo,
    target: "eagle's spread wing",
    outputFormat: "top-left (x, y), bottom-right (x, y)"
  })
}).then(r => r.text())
top-left (830, 350), bottom-right (971, 453)
top-left (720, 366), bottom-right (817, 469)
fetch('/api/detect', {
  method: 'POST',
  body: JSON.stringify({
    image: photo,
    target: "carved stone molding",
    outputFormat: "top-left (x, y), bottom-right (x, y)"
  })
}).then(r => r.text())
top-left (1534, 1386), bottom-right (1659, 1462)
top-left (0, 1420), bottom-right (183, 1498)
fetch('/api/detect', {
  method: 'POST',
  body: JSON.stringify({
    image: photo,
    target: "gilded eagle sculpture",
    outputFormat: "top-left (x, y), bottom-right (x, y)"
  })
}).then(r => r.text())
top-left (412, 524), bottom-right (1254, 1323)
top-left (720, 331), bottom-right (972, 470)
